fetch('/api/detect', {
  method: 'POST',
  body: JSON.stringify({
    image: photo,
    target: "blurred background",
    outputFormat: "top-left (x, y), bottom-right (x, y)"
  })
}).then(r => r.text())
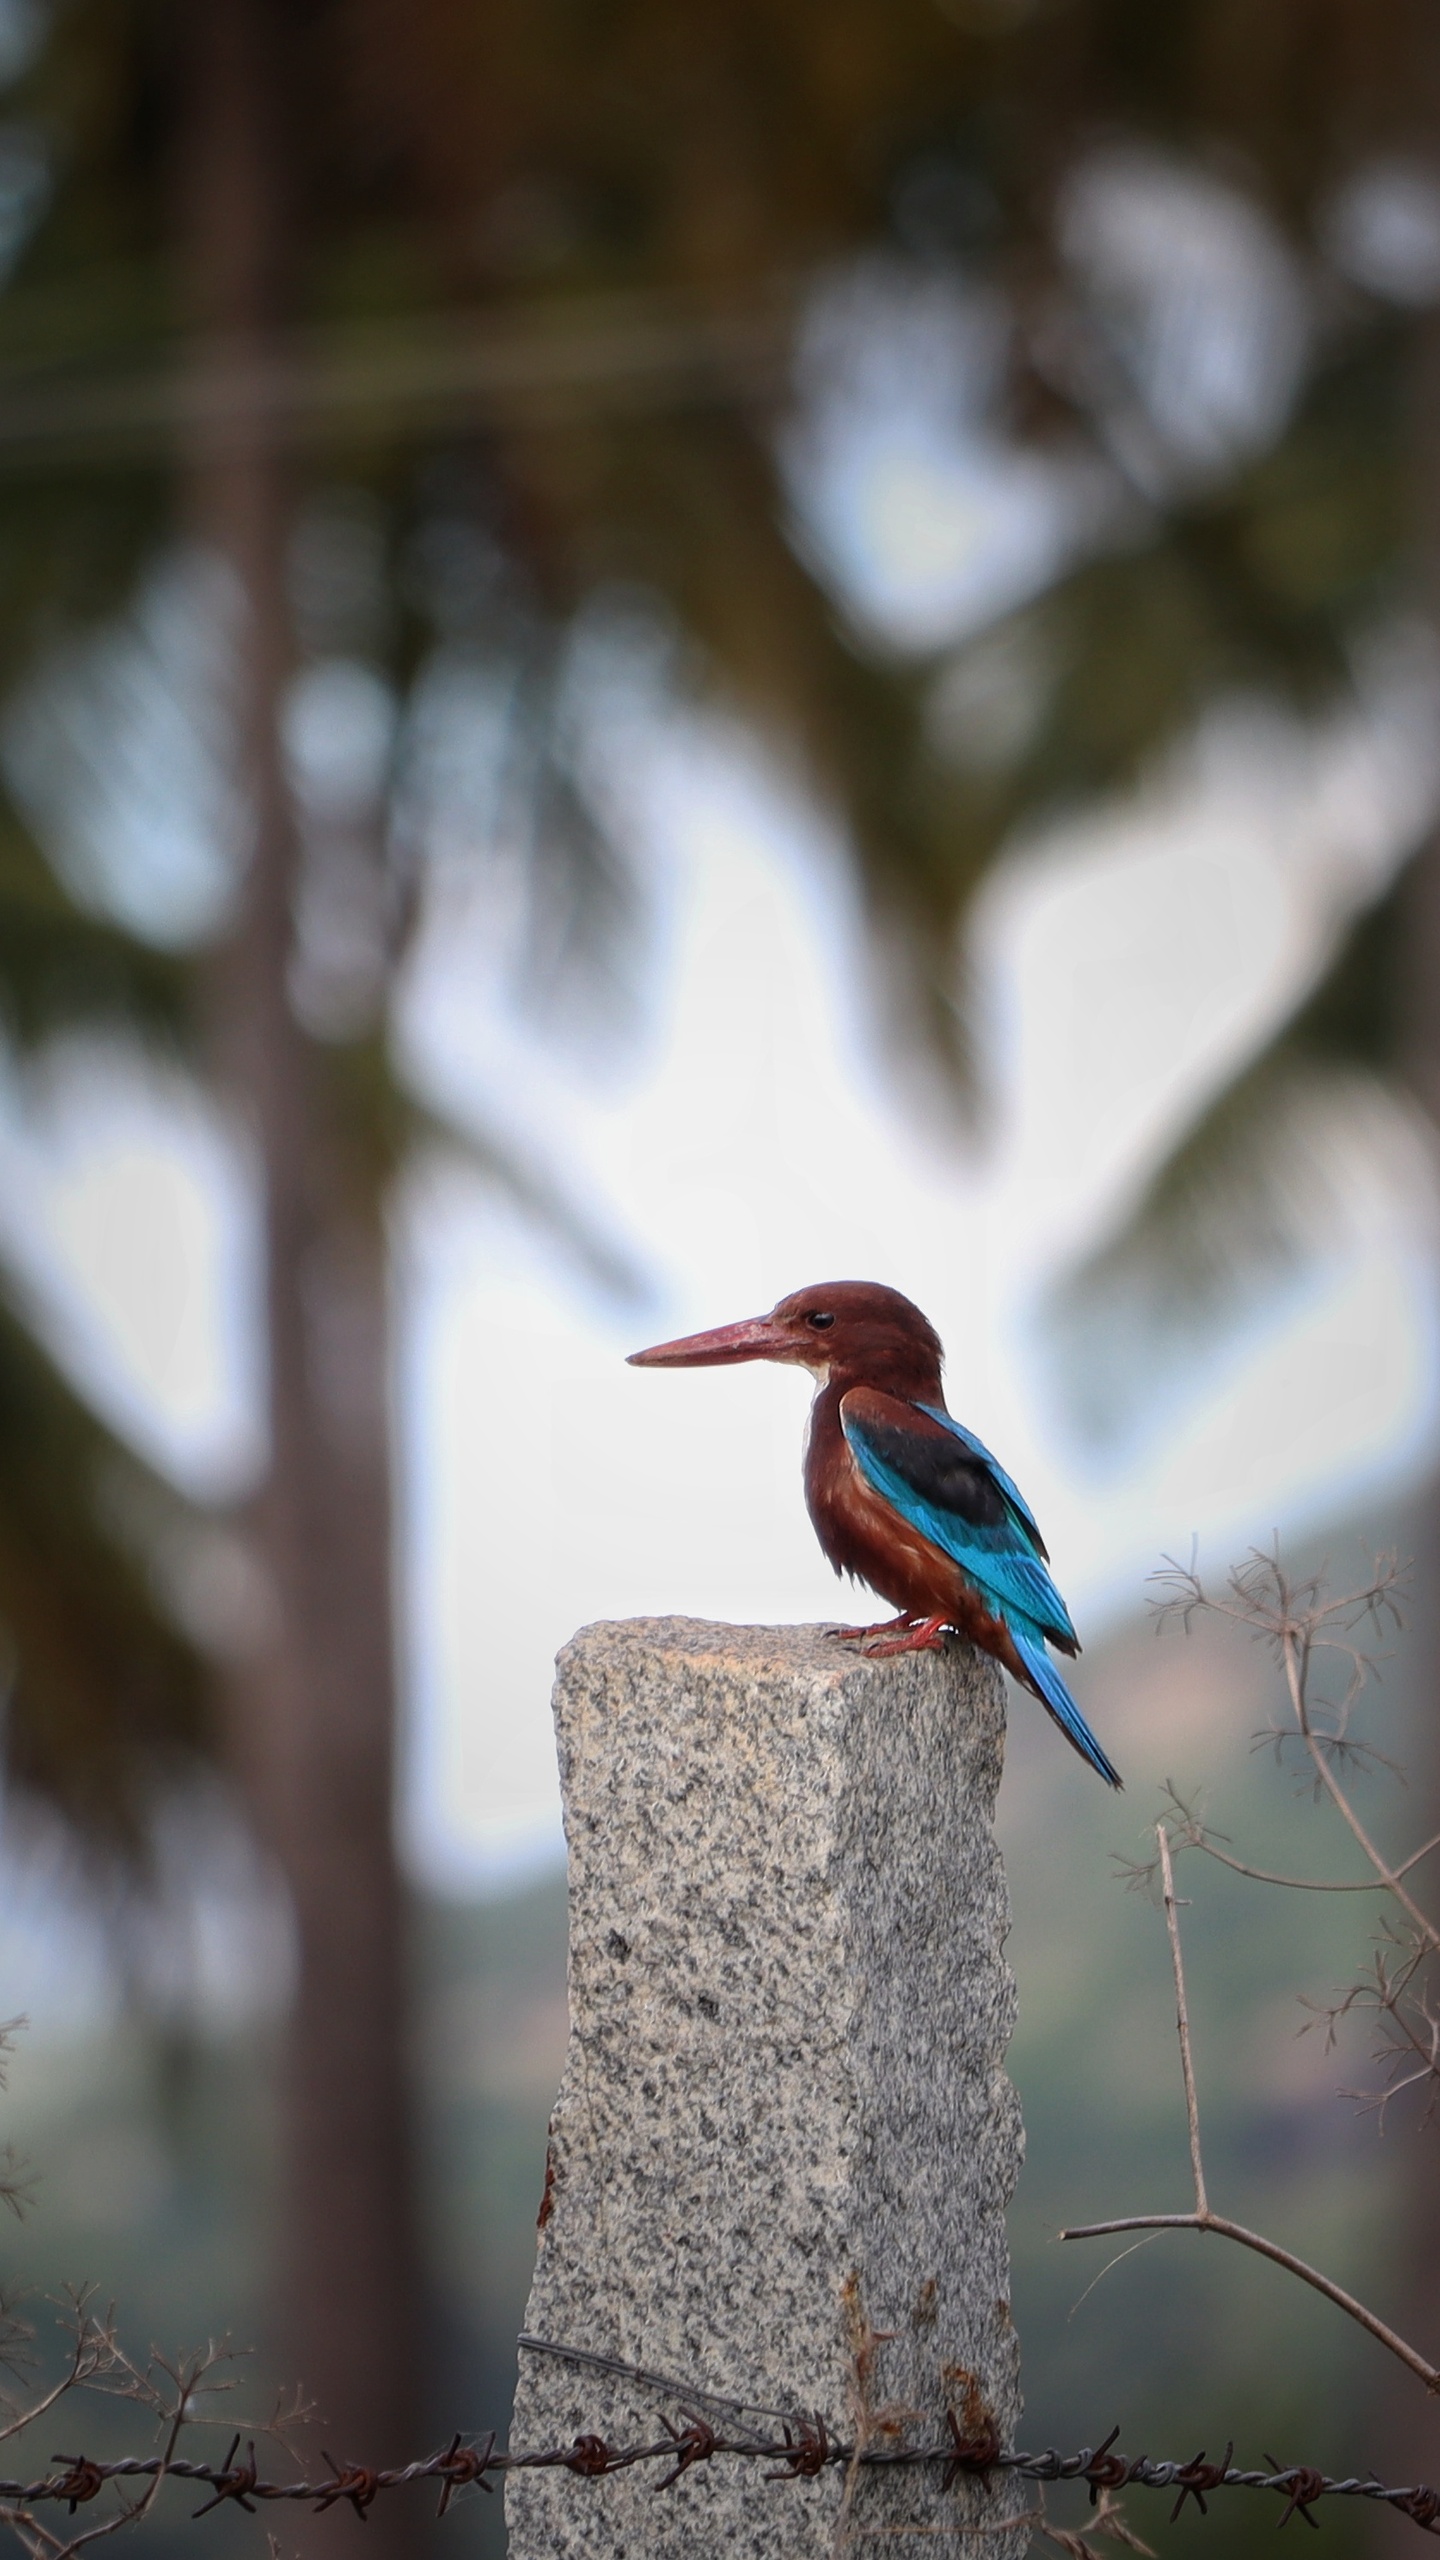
top-left (0, 1), bottom-right (1439, 2553)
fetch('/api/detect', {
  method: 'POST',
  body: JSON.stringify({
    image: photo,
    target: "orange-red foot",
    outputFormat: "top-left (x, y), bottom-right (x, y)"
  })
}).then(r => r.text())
top-left (861, 1613), bottom-right (951, 1658)
top-left (826, 1613), bottom-right (919, 1644)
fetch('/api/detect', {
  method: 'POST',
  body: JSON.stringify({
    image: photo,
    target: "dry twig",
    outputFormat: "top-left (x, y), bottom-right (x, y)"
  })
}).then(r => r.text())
top-left (1066, 1546), bottom-right (1440, 2389)
top-left (1061, 1825), bottom-right (1440, 2388)
top-left (1143, 1553), bottom-right (1440, 2114)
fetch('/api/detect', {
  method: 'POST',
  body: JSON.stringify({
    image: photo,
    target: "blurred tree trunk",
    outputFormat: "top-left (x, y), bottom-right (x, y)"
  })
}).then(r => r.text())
top-left (181, 0), bottom-right (422, 2540)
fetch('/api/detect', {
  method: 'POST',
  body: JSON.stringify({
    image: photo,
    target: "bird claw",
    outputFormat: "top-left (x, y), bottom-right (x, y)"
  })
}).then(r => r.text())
top-left (860, 1616), bottom-right (950, 1659)
top-left (826, 1614), bottom-right (920, 1645)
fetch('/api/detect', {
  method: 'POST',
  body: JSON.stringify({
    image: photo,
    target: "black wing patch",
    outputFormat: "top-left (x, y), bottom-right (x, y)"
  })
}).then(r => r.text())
top-left (849, 1409), bottom-right (1012, 1534)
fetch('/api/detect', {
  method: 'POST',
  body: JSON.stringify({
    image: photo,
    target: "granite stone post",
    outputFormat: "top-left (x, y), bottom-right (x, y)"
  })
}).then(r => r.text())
top-left (506, 1618), bottom-right (1027, 2557)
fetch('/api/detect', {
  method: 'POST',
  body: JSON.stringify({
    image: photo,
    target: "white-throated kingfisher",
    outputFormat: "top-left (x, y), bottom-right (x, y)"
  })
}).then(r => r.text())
top-left (628, 1279), bottom-right (1121, 1788)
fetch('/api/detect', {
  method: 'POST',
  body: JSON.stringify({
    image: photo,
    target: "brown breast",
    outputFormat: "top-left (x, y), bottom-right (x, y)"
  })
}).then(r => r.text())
top-left (803, 1381), bottom-right (968, 1620)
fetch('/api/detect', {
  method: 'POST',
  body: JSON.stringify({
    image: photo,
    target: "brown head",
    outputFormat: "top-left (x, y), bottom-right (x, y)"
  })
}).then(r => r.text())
top-left (627, 1280), bottom-right (944, 1398)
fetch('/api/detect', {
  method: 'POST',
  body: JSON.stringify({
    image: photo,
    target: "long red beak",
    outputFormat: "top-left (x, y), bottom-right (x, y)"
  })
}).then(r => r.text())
top-left (627, 1312), bottom-right (791, 1368)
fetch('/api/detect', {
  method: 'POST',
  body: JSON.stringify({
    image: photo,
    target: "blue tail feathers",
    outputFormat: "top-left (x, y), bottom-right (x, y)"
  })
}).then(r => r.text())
top-left (1007, 1623), bottom-right (1123, 1790)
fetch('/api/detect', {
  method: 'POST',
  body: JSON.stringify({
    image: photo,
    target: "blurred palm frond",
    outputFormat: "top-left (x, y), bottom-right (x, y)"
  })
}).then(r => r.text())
top-left (1047, 862), bottom-right (1419, 1442)
top-left (0, 0), bottom-right (1428, 1819)
top-left (0, 1285), bottom-right (207, 1842)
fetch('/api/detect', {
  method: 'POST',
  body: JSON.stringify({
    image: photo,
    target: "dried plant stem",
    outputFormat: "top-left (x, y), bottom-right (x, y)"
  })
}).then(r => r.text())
top-left (1140, 1553), bottom-right (1440, 2125)
top-left (1061, 2206), bottom-right (1439, 2392)
top-left (0, 2365), bottom-right (93, 2455)
top-left (1397, 1831), bottom-right (1440, 1882)
top-left (1062, 1826), bottom-right (1440, 2395)
top-left (1280, 1631), bottom-right (1439, 1951)
top-left (1183, 1841), bottom-right (1397, 1892)
top-left (1158, 1829), bottom-right (1207, 2218)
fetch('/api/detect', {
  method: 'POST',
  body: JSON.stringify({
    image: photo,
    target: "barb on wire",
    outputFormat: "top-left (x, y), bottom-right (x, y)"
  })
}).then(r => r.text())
top-left (0, 2399), bottom-right (1439, 2543)
top-left (654, 2411), bottom-right (718, 2493)
top-left (0, 2330), bottom-right (1435, 2544)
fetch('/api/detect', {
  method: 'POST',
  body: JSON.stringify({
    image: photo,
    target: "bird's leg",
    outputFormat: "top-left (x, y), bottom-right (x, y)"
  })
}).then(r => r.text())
top-left (826, 1612), bottom-right (920, 1644)
top-left (860, 1613), bottom-right (951, 1658)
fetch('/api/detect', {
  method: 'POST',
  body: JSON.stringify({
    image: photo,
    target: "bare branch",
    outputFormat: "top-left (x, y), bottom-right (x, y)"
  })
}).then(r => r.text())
top-left (1060, 2207), bottom-right (1439, 2392)
top-left (1156, 1828), bottom-right (1207, 2219)
top-left (1038, 2489), bottom-right (1156, 2560)
top-left (0, 2299), bottom-right (119, 2451)
top-left (1067, 1774), bottom-right (1440, 2397)
top-left (1150, 1781), bottom-right (1424, 1894)
top-left (1147, 1545), bottom-right (1440, 2130)
top-left (1397, 1831), bottom-right (1440, 1882)
top-left (51, 2342), bottom-right (210, 2560)
top-left (1279, 1625), bottom-right (1440, 1951)
top-left (1184, 1839), bottom-right (1394, 1893)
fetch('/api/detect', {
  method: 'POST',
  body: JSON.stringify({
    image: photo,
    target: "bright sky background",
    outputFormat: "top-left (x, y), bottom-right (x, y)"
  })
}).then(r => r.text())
top-left (395, 682), bottom-right (1439, 1886)
top-left (5, 670), bottom-right (1436, 1902)
top-left (3, 165), bottom-right (1440, 1913)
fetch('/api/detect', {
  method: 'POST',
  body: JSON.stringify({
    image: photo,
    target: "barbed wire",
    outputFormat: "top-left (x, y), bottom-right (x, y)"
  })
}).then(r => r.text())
top-left (4, 2424), bottom-right (1438, 2531)
top-left (3, 2330), bottom-right (1439, 2539)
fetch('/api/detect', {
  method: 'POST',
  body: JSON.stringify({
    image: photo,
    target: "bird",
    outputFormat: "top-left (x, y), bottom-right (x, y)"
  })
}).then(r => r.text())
top-left (628, 1278), bottom-right (1121, 1788)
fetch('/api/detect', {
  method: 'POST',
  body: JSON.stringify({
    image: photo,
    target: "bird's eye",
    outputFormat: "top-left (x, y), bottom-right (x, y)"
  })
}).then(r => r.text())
top-left (805, 1310), bottom-right (835, 1330)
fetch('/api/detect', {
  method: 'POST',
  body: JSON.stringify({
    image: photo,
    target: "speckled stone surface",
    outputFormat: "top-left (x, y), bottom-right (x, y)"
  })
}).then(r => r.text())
top-left (506, 1619), bottom-right (1027, 2558)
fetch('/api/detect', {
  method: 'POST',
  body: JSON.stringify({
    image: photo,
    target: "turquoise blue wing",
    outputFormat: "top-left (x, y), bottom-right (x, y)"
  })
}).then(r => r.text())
top-left (839, 1387), bottom-right (1079, 1652)
top-left (841, 1389), bottom-right (1119, 1785)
